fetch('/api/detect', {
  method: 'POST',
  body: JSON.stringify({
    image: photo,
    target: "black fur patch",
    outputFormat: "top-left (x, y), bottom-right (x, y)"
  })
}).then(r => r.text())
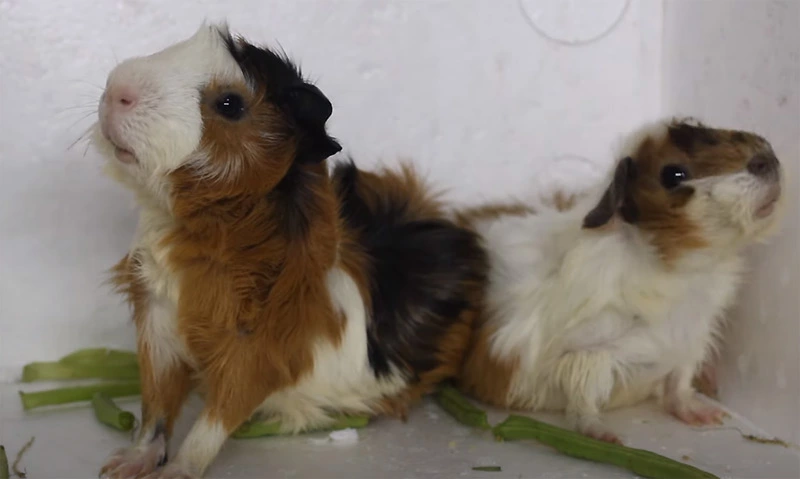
top-left (271, 164), bottom-right (325, 240)
top-left (218, 27), bottom-right (341, 164)
top-left (152, 419), bottom-right (168, 466)
top-left (583, 156), bottom-right (639, 228)
top-left (668, 120), bottom-right (719, 153)
top-left (333, 160), bottom-right (488, 380)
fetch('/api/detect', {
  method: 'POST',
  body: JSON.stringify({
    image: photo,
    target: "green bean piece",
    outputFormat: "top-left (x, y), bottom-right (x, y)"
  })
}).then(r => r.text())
top-left (21, 361), bottom-right (139, 382)
top-left (434, 385), bottom-right (491, 430)
top-left (493, 415), bottom-right (719, 479)
top-left (232, 418), bottom-right (282, 438)
top-left (58, 348), bottom-right (139, 366)
top-left (91, 392), bottom-right (136, 431)
top-left (0, 446), bottom-right (9, 479)
top-left (233, 414), bottom-right (370, 439)
top-left (19, 382), bottom-right (141, 410)
top-left (472, 466), bottom-right (502, 472)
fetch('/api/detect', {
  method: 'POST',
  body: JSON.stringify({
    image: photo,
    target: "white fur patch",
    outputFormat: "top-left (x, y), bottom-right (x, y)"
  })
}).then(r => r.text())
top-left (174, 415), bottom-right (229, 477)
top-left (256, 266), bottom-right (406, 433)
top-left (130, 202), bottom-right (193, 378)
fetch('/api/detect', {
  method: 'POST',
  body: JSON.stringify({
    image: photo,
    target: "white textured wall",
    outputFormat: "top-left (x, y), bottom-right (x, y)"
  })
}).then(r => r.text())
top-left (663, 0), bottom-right (800, 443)
top-left (0, 0), bottom-right (662, 377)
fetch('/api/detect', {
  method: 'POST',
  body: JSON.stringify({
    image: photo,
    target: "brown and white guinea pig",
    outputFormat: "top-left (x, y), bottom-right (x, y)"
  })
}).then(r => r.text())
top-left (91, 23), bottom-right (488, 479)
top-left (454, 117), bottom-right (785, 444)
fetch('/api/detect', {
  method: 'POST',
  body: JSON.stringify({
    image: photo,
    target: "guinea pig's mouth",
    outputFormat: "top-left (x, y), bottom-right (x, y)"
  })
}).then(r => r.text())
top-left (103, 135), bottom-right (137, 165)
top-left (98, 123), bottom-right (138, 165)
top-left (755, 186), bottom-right (781, 219)
top-left (113, 145), bottom-right (137, 164)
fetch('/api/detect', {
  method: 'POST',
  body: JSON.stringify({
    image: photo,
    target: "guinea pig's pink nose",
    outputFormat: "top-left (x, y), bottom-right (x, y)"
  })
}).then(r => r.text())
top-left (106, 84), bottom-right (139, 110)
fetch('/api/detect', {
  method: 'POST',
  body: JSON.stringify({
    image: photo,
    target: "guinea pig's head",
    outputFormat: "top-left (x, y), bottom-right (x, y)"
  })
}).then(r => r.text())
top-left (92, 23), bottom-right (341, 203)
top-left (583, 118), bottom-right (784, 263)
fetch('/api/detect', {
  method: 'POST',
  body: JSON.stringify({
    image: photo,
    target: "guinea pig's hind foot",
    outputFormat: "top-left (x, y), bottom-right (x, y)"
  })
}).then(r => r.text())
top-left (667, 396), bottom-right (728, 426)
top-left (99, 435), bottom-right (166, 479)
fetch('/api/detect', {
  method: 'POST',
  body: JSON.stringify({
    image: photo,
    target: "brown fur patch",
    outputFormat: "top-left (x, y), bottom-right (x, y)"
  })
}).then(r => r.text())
top-left (457, 323), bottom-right (518, 408)
top-left (542, 190), bottom-right (580, 212)
top-left (383, 304), bottom-right (481, 417)
top-left (351, 162), bottom-right (446, 220)
top-left (455, 202), bottom-right (533, 228)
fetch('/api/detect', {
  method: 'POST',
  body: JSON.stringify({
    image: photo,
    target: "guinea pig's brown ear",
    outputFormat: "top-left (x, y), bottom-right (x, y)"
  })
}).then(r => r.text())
top-left (282, 84), bottom-right (342, 164)
top-left (582, 156), bottom-right (639, 229)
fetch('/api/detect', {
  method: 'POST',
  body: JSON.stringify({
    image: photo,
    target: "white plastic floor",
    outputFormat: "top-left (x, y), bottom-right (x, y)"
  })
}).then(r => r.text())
top-left (2, 382), bottom-right (798, 479)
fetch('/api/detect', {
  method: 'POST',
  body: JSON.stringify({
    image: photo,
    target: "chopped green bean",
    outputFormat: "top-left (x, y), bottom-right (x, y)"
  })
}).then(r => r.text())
top-left (472, 466), bottom-right (502, 472)
top-left (0, 446), bottom-right (9, 479)
top-left (58, 348), bottom-right (138, 366)
top-left (434, 385), bottom-right (491, 430)
top-left (233, 415), bottom-right (370, 439)
top-left (92, 392), bottom-right (136, 431)
top-left (21, 361), bottom-right (139, 382)
top-left (233, 418), bottom-right (281, 438)
top-left (19, 382), bottom-right (141, 410)
top-left (493, 415), bottom-right (719, 479)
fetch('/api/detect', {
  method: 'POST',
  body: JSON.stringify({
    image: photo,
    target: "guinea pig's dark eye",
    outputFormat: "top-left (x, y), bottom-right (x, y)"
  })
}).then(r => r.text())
top-left (214, 93), bottom-right (246, 121)
top-left (660, 164), bottom-right (690, 189)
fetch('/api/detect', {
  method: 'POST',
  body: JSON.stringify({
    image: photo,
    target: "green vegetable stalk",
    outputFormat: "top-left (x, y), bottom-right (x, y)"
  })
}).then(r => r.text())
top-left (434, 385), bottom-right (491, 430)
top-left (493, 415), bottom-right (719, 479)
top-left (21, 362), bottom-right (139, 382)
top-left (92, 392), bottom-right (136, 431)
top-left (0, 446), bottom-right (9, 479)
top-left (19, 382), bottom-right (141, 411)
top-left (233, 415), bottom-right (370, 439)
top-left (57, 348), bottom-right (138, 366)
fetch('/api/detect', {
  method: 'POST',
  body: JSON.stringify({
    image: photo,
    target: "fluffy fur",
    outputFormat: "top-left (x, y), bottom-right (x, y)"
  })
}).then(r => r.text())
top-left (93, 23), bottom-right (487, 479)
top-left (457, 117), bottom-right (785, 444)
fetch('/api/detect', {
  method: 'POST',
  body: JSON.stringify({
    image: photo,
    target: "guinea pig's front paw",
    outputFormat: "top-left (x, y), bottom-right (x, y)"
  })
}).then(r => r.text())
top-left (99, 440), bottom-right (165, 479)
top-left (141, 463), bottom-right (195, 479)
top-left (667, 397), bottom-right (728, 426)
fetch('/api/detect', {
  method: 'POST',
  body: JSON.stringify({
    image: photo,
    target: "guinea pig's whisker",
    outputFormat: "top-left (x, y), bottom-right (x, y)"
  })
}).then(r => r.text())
top-left (64, 110), bottom-right (99, 133)
top-left (68, 79), bottom-right (105, 92)
top-left (67, 124), bottom-right (97, 152)
top-left (54, 103), bottom-right (98, 116)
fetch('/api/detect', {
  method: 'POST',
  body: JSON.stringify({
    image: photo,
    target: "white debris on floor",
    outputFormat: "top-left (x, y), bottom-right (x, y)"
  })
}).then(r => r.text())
top-left (329, 428), bottom-right (359, 445)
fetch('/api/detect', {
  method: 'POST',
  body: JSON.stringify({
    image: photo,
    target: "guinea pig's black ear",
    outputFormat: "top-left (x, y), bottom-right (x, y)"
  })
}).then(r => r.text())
top-left (282, 84), bottom-right (342, 164)
top-left (583, 156), bottom-right (639, 229)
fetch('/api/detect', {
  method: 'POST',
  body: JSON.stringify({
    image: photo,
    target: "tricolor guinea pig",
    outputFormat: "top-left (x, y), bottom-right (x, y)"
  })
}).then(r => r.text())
top-left (455, 118), bottom-right (784, 444)
top-left (91, 23), bottom-right (487, 479)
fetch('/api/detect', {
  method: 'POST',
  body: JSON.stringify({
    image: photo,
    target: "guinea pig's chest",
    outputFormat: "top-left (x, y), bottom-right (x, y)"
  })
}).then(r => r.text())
top-left (131, 208), bottom-right (183, 305)
top-left (127, 210), bottom-right (195, 367)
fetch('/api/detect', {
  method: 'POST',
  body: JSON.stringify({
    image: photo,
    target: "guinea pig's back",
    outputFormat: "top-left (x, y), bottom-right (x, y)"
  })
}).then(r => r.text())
top-left (331, 159), bottom-right (489, 397)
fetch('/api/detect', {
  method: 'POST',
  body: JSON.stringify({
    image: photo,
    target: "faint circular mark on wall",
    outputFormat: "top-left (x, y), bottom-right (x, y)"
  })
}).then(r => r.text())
top-left (519, 0), bottom-right (630, 46)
